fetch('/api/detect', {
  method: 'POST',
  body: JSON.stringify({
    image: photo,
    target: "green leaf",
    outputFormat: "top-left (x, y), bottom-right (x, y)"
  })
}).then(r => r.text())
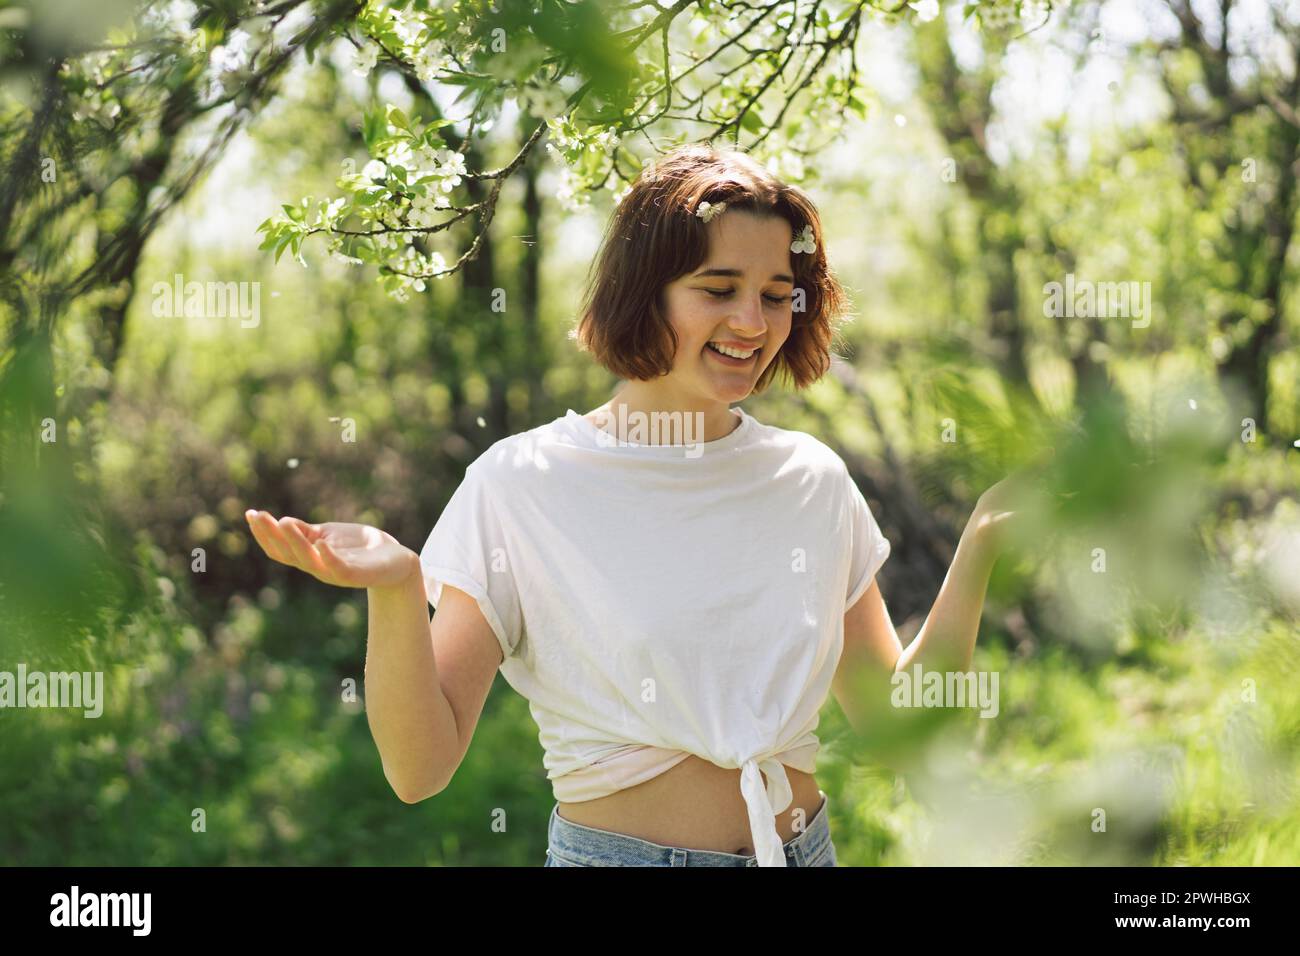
top-left (740, 109), bottom-right (763, 133)
top-left (386, 105), bottom-right (410, 131)
top-left (304, 27), bottom-right (326, 64)
top-left (363, 109), bottom-right (385, 150)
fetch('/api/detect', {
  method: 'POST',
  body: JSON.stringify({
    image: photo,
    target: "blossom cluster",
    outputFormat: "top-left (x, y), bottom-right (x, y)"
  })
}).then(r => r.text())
top-left (258, 94), bottom-right (474, 300)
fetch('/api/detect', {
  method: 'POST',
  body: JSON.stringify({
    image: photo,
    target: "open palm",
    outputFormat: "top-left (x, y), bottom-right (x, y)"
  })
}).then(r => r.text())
top-left (244, 510), bottom-right (417, 589)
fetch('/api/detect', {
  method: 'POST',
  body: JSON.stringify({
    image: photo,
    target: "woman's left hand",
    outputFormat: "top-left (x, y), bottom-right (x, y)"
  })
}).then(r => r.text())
top-left (969, 448), bottom-right (1056, 558)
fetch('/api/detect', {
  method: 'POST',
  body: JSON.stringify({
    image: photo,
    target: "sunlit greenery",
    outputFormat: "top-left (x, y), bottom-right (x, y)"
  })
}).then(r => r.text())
top-left (1, 0), bottom-right (1296, 865)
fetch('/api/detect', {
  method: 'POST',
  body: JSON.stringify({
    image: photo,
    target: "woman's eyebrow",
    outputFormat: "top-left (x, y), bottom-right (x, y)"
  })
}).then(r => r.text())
top-left (693, 267), bottom-right (794, 284)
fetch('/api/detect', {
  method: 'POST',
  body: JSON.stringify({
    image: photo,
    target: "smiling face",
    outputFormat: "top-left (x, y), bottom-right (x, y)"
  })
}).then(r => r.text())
top-left (658, 208), bottom-right (795, 405)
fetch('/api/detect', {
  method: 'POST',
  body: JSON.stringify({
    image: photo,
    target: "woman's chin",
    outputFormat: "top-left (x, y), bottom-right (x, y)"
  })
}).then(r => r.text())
top-left (705, 381), bottom-right (754, 403)
top-left (706, 365), bottom-right (758, 396)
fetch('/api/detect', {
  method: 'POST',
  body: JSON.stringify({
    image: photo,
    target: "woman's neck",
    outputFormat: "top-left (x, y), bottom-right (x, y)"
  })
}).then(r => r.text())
top-left (587, 385), bottom-right (741, 444)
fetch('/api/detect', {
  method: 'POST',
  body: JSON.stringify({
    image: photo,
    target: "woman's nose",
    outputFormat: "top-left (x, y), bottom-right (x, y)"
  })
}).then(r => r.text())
top-left (728, 295), bottom-right (766, 333)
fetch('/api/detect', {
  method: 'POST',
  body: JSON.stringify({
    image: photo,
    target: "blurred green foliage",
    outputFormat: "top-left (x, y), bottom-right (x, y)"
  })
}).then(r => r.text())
top-left (1, 0), bottom-right (1298, 866)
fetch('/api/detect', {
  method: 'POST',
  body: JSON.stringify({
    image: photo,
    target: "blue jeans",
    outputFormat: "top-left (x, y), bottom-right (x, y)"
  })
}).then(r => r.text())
top-left (544, 789), bottom-right (837, 867)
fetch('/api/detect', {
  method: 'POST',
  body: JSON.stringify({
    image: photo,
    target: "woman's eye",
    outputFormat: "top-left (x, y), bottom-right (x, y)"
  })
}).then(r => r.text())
top-left (702, 288), bottom-right (790, 304)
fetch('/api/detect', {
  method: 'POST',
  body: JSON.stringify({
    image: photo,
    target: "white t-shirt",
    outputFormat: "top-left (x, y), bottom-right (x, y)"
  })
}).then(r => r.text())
top-left (418, 405), bottom-right (891, 866)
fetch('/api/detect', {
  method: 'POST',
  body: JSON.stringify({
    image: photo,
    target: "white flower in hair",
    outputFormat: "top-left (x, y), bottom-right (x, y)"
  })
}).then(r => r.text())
top-left (695, 200), bottom-right (726, 222)
top-left (791, 225), bottom-right (816, 254)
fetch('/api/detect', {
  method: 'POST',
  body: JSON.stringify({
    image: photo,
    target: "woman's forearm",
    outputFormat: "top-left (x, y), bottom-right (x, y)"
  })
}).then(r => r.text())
top-left (894, 519), bottom-right (998, 675)
top-left (363, 550), bottom-right (459, 802)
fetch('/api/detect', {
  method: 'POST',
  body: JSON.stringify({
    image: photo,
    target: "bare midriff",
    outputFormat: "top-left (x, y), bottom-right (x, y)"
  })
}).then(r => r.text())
top-left (555, 754), bottom-right (823, 856)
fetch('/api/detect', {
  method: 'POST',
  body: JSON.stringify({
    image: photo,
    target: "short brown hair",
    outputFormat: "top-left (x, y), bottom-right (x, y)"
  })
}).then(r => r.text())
top-left (573, 142), bottom-right (851, 393)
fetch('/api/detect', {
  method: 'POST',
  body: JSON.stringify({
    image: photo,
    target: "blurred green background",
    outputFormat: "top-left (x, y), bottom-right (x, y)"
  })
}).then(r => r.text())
top-left (1, 0), bottom-right (1297, 865)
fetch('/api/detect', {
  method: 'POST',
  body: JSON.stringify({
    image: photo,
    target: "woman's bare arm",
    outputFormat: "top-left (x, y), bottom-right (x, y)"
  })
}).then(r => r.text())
top-left (833, 518), bottom-right (994, 750)
top-left (833, 457), bottom-right (1047, 732)
top-left (243, 510), bottom-right (502, 803)
top-left (364, 567), bottom-right (503, 803)
top-left (833, 577), bottom-right (903, 736)
top-left (893, 520), bottom-right (997, 676)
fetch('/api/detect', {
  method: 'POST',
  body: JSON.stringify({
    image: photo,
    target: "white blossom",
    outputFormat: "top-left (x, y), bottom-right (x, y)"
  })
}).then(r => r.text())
top-left (70, 93), bottom-right (121, 128)
top-left (84, 51), bottom-right (113, 85)
top-left (386, 141), bottom-right (415, 171)
top-left (1022, 0), bottom-right (1051, 22)
top-left (520, 82), bottom-right (568, 118)
top-left (413, 49), bottom-right (449, 82)
top-left (909, 0), bottom-right (940, 22)
top-left (409, 190), bottom-right (451, 227)
top-left (546, 116), bottom-right (581, 151)
top-left (589, 129), bottom-right (618, 153)
top-left (391, 9), bottom-right (423, 47)
top-left (696, 200), bottom-right (726, 223)
top-left (434, 149), bottom-right (466, 192)
top-left (145, 0), bottom-right (198, 37)
top-left (351, 43), bottom-right (378, 76)
top-left (555, 168), bottom-right (591, 210)
top-left (790, 225), bottom-right (816, 254)
top-left (415, 143), bottom-right (441, 172)
top-left (211, 30), bottom-right (251, 73)
top-left (320, 197), bottom-right (347, 224)
top-left (329, 248), bottom-right (364, 266)
top-left (979, 2), bottom-right (1021, 30)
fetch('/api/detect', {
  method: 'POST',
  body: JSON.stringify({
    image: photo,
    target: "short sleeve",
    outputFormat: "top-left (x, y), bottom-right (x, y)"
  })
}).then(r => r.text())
top-left (843, 467), bottom-right (891, 611)
top-left (418, 462), bottom-right (524, 662)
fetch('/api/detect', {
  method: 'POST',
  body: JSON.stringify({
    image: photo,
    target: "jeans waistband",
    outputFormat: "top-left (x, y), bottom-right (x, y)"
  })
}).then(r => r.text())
top-left (546, 789), bottom-right (832, 867)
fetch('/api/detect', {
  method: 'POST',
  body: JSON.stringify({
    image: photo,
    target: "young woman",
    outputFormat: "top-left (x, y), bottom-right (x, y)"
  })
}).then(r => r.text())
top-left (245, 143), bottom-right (1036, 867)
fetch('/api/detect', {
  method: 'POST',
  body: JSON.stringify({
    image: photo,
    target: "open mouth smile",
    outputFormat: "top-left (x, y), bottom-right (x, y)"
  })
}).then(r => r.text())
top-left (704, 341), bottom-right (759, 365)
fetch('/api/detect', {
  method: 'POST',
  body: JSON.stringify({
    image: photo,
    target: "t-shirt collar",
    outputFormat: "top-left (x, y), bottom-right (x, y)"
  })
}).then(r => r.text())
top-left (561, 406), bottom-right (755, 458)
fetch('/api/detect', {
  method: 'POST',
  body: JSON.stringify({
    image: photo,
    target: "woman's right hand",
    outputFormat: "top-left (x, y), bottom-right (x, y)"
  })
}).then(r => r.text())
top-left (244, 510), bottom-right (419, 590)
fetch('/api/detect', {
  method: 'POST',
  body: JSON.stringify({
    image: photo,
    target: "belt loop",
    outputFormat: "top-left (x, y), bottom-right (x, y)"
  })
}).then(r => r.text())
top-left (671, 848), bottom-right (688, 867)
